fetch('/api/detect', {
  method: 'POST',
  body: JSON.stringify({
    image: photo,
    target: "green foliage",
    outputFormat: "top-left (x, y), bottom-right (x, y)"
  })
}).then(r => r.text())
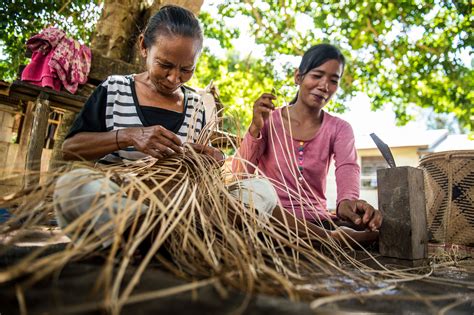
top-left (189, 48), bottom-right (292, 134)
top-left (0, 1), bottom-right (472, 132)
top-left (0, 0), bottom-right (101, 81)
top-left (199, 0), bottom-right (473, 131)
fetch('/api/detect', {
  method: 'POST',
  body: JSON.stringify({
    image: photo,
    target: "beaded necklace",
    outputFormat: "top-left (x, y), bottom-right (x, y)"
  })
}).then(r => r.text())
top-left (297, 140), bottom-right (305, 181)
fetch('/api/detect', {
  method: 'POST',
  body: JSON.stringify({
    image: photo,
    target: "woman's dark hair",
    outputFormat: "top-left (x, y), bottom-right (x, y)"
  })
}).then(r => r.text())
top-left (143, 5), bottom-right (203, 50)
top-left (290, 44), bottom-right (345, 104)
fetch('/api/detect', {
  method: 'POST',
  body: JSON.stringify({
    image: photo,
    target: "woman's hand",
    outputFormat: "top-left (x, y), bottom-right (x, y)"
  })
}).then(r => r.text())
top-left (125, 126), bottom-right (183, 159)
top-left (187, 143), bottom-right (225, 164)
top-left (337, 199), bottom-right (383, 231)
top-left (331, 226), bottom-right (379, 245)
top-left (249, 93), bottom-right (277, 138)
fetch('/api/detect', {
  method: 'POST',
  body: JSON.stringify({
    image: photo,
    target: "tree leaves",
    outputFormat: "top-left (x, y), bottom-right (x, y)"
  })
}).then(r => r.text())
top-left (0, 0), bottom-right (101, 81)
top-left (203, 0), bottom-right (473, 130)
top-left (0, 0), bottom-right (471, 131)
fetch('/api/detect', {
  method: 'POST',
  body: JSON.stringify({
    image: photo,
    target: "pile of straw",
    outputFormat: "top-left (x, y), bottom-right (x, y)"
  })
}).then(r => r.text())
top-left (0, 117), bottom-right (472, 314)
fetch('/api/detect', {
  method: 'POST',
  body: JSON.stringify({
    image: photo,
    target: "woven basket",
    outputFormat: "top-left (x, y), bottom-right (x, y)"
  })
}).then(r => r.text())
top-left (419, 150), bottom-right (474, 246)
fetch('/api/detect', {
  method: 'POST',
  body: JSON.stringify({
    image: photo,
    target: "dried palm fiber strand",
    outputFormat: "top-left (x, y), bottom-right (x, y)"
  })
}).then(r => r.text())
top-left (429, 243), bottom-right (474, 264)
top-left (0, 155), bottom-right (413, 293)
top-left (419, 150), bottom-right (474, 246)
top-left (0, 111), bottom-right (461, 314)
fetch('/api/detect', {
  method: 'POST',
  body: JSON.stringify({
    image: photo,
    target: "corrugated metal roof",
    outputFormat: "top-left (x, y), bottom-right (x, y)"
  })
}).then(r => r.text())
top-left (427, 134), bottom-right (474, 152)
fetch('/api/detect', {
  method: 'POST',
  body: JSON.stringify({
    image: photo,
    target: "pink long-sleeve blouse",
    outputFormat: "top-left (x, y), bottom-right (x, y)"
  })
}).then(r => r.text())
top-left (232, 107), bottom-right (360, 220)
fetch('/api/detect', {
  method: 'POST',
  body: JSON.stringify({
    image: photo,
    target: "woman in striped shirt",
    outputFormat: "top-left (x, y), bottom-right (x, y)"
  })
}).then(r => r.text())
top-left (62, 5), bottom-right (221, 163)
top-left (54, 5), bottom-right (279, 248)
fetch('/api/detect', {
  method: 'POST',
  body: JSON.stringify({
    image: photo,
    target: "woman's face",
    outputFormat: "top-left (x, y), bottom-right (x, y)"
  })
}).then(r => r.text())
top-left (294, 59), bottom-right (343, 109)
top-left (141, 34), bottom-right (201, 95)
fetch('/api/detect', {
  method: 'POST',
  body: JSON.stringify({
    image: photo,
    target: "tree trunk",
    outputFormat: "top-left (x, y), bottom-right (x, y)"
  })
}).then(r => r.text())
top-left (129, 0), bottom-right (205, 65)
top-left (25, 93), bottom-right (50, 188)
top-left (92, 0), bottom-right (203, 65)
top-left (149, 0), bottom-right (204, 15)
top-left (91, 0), bottom-right (144, 62)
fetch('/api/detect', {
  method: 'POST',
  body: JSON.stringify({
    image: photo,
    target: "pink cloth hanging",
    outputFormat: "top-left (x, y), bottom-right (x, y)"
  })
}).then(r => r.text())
top-left (21, 27), bottom-right (91, 94)
top-left (21, 47), bottom-right (62, 91)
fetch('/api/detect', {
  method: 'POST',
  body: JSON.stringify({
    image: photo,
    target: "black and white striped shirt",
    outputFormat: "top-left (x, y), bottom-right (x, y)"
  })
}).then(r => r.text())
top-left (67, 74), bottom-right (206, 163)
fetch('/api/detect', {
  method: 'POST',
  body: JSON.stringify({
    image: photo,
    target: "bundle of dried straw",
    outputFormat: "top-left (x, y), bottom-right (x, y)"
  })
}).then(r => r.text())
top-left (0, 115), bottom-right (471, 314)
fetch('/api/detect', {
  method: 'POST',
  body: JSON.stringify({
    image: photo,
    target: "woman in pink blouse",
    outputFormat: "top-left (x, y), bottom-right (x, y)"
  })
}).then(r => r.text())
top-left (233, 44), bottom-right (382, 243)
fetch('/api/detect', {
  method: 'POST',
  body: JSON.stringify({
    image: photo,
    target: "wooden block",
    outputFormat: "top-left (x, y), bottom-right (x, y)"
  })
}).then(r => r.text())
top-left (377, 166), bottom-right (428, 260)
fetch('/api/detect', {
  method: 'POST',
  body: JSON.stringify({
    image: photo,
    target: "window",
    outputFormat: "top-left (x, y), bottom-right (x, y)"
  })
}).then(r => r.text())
top-left (44, 109), bottom-right (64, 149)
top-left (0, 104), bottom-right (23, 144)
top-left (0, 103), bottom-right (65, 149)
top-left (361, 156), bottom-right (388, 189)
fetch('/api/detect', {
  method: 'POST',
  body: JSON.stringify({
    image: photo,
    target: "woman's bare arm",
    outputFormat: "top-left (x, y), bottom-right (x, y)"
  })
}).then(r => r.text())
top-left (62, 126), bottom-right (183, 161)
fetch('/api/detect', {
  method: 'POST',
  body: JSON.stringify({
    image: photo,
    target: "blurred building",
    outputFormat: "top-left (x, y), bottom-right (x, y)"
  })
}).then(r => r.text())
top-left (326, 128), bottom-right (473, 210)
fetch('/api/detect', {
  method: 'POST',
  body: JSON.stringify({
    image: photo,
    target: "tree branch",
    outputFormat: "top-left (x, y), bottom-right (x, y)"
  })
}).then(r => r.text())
top-left (243, 0), bottom-right (262, 27)
top-left (58, 0), bottom-right (72, 14)
top-left (415, 43), bottom-right (441, 56)
top-left (366, 18), bottom-right (395, 59)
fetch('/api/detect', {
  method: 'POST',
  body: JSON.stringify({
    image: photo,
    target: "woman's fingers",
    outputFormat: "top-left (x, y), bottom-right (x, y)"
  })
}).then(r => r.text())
top-left (356, 200), bottom-right (374, 224)
top-left (153, 142), bottom-right (179, 156)
top-left (157, 127), bottom-right (183, 152)
top-left (338, 199), bottom-right (383, 231)
top-left (254, 96), bottom-right (274, 120)
top-left (143, 147), bottom-right (165, 159)
top-left (255, 93), bottom-right (276, 110)
top-left (187, 143), bottom-right (205, 153)
top-left (255, 107), bottom-right (273, 119)
top-left (250, 93), bottom-right (277, 133)
top-left (338, 200), bottom-right (362, 225)
top-left (355, 200), bottom-right (382, 231)
top-left (186, 143), bottom-right (224, 163)
top-left (368, 210), bottom-right (383, 231)
top-left (136, 126), bottom-right (183, 156)
top-left (344, 209), bottom-right (363, 226)
top-left (155, 136), bottom-right (182, 154)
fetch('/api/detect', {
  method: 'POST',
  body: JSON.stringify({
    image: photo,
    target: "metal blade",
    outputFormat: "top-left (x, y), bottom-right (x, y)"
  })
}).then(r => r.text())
top-left (370, 133), bottom-right (397, 168)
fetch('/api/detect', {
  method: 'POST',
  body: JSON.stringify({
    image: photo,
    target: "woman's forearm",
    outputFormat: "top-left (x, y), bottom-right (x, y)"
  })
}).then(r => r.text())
top-left (62, 130), bottom-right (130, 161)
top-left (231, 130), bottom-right (265, 174)
top-left (271, 206), bottom-right (332, 240)
top-left (248, 122), bottom-right (262, 138)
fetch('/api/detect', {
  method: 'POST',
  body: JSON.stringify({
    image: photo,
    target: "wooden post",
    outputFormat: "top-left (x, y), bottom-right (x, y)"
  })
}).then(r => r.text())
top-left (377, 166), bottom-right (428, 261)
top-left (17, 102), bottom-right (34, 166)
top-left (25, 92), bottom-right (50, 188)
top-left (49, 110), bottom-right (76, 170)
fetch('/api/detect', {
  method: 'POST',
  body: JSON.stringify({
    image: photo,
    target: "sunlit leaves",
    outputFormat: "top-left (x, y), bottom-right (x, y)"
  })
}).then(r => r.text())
top-left (0, 0), bottom-right (471, 131)
top-left (189, 48), bottom-right (287, 134)
top-left (205, 0), bottom-right (473, 130)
